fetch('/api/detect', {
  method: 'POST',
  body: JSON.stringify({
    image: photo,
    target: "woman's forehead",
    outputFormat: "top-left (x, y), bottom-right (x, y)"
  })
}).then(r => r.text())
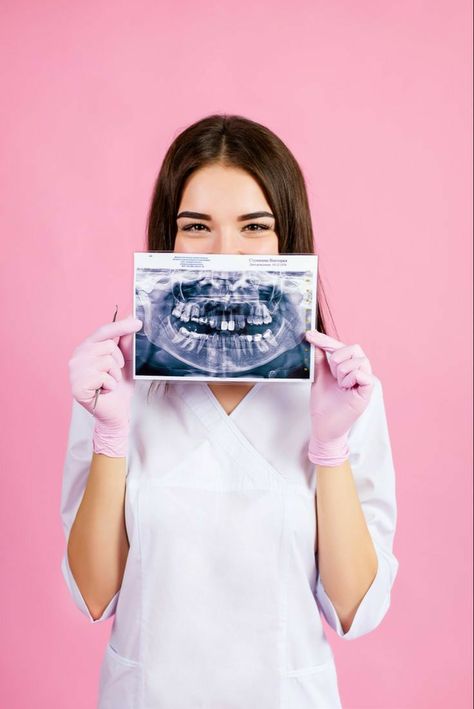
top-left (178, 165), bottom-right (272, 214)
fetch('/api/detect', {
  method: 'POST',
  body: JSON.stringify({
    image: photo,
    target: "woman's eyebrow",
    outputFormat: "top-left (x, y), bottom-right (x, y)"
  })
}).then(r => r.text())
top-left (176, 211), bottom-right (275, 221)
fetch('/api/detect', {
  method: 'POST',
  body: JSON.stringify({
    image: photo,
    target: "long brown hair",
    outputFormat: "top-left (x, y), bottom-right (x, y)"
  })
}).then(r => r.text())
top-left (143, 114), bottom-right (337, 401)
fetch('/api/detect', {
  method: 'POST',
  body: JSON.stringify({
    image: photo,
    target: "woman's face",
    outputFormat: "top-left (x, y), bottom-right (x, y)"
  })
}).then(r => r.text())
top-left (136, 163), bottom-right (308, 376)
top-left (174, 164), bottom-right (279, 255)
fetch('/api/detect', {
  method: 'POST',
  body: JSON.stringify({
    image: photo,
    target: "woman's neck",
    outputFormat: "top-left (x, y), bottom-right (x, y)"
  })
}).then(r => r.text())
top-left (207, 382), bottom-right (254, 415)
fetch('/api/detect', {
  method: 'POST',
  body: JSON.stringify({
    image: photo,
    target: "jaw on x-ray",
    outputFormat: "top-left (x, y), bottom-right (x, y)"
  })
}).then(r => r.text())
top-left (134, 253), bottom-right (317, 381)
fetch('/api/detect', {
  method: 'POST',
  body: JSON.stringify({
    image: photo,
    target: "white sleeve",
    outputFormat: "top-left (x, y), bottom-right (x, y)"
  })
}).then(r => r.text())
top-left (313, 374), bottom-right (400, 640)
top-left (59, 399), bottom-right (120, 624)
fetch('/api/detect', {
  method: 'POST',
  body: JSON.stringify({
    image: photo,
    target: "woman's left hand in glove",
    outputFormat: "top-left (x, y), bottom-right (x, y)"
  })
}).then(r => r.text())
top-left (305, 330), bottom-right (375, 467)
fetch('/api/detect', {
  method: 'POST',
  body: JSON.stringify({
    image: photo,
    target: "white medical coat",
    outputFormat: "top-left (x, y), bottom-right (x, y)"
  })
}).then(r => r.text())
top-left (60, 376), bottom-right (399, 709)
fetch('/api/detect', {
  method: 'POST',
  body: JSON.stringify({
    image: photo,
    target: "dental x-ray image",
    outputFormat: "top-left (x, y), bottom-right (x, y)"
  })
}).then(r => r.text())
top-left (133, 252), bottom-right (318, 382)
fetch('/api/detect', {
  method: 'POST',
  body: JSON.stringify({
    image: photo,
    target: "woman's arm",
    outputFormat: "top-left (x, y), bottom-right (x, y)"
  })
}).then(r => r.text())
top-left (315, 458), bottom-right (378, 635)
top-left (67, 452), bottom-right (129, 621)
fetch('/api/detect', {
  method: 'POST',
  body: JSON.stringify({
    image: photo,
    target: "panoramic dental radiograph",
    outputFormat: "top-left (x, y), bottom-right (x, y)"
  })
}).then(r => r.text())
top-left (134, 254), bottom-right (317, 381)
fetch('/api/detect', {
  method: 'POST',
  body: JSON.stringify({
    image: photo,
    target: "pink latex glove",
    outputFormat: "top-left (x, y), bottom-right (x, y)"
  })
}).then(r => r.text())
top-left (68, 313), bottom-right (143, 458)
top-left (305, 329), bottom-right (375, 467)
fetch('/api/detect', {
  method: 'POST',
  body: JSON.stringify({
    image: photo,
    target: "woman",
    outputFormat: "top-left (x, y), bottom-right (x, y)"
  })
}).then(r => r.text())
top-left (61, 114), bottom-right (399, 708)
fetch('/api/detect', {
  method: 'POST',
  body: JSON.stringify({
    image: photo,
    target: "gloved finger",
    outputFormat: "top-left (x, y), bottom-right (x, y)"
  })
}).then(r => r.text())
top-left (105, 342), bottom-right (125, 369)
top-left (93, 371), bottom-right (119, 392)
top-left (100, 360), bottom-right (122, 384)
top-left (310, 342), bottom-right (331, 370)
top-left (330, 343), bottom-right (366, 365)
top-left (85, 315), bottom-right (143, 345)
top-left (91, 353), bottom-right (122, 381)
top-left (305, 329), bottom-right (346, 353)
top-left (110, 344), bottom-right (125, 369)
top-left (334, 355), bottom-right (372, 386)
top-left (340, 367), bottom-right (374, 395)
top-left (71, 370), bottom-right (119, 400)
top-left (84, 339), bottom-right (126, 368)
top-left (119, 330), bottom-right (135, 364)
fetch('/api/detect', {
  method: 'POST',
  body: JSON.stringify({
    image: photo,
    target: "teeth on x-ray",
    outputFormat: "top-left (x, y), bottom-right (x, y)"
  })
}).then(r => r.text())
top-left (171, 302), bottom-right (273, 328)
top-left (173, 322), bottom-right (276, 354)
top-left (168, 296), bottom-right (284, 362)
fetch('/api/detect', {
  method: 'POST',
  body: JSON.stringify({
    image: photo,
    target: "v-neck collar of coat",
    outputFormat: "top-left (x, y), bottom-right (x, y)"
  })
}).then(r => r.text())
top-left (204, 381), bottom-right (264, 420)
top-left (172, 380), bottom-right (264, 425)
top-left (173, 380), bottom-right (286, 484)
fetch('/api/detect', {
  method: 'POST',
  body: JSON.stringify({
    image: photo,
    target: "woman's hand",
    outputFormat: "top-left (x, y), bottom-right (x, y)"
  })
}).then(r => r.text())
top-left (68, 313), bottom-right (143, 457)
top-left (305, 330), bottom-right (375, 467)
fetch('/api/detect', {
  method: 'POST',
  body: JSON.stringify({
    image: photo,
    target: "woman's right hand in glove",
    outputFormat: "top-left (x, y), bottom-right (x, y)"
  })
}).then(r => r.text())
top-left (68, 313), bottom-right (143, 457)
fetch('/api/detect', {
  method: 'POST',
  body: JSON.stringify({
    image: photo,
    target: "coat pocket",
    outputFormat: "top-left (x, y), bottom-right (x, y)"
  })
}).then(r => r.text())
top-left (282, 659), bottom-right (342, 709)
top-left (98, 643), bottom-right (141, 708)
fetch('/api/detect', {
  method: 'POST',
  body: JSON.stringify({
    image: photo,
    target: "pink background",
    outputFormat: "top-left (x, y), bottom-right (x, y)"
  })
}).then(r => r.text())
top-left (0, 1), bottom-right (472, 707)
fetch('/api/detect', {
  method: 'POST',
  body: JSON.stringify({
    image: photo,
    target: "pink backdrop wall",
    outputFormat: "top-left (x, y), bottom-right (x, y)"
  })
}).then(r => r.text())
top-left (0, 1), bottom-right (472, 707)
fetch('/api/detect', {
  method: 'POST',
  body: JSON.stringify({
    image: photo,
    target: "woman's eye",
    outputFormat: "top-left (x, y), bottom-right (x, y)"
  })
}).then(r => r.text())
top-left (244, 223), bottom-right (271, 232)
top-left (182, 223), bottom-right (209, 232)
